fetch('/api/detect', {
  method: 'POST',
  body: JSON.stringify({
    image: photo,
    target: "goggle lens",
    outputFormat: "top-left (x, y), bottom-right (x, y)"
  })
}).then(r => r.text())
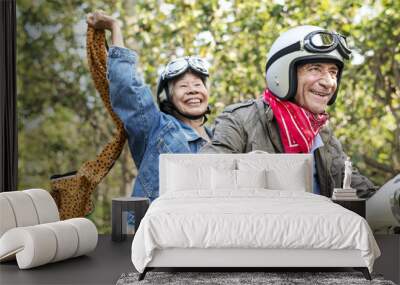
top-left (163, 57), bottom-right (209, 80)
top-left (188, 57), bottom-right (208, 73)
top-left (311, 33), bottom-right (335, 48)
top-left (164, 59), bottom-right (189, 77)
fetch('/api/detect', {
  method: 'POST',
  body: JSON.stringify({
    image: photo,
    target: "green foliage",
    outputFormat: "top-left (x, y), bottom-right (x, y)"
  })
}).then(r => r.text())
top-left (17, 0), bottom-right (399, 233)
top-left (331, 0), bottom-right (400, 184)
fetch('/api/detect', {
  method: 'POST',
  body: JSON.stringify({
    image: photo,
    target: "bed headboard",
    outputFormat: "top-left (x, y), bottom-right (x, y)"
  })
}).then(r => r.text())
top-left (159, 153), bottom-right (313, 196)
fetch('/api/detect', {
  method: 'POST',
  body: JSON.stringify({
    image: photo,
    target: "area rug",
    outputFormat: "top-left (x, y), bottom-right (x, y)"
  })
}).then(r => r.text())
top-left (116, 271), bottom-right (396, 285)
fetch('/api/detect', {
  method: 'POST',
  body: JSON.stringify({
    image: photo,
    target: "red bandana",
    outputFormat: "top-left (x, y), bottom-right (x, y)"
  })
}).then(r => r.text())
top-left (263, 89), bottom-right (328, 153)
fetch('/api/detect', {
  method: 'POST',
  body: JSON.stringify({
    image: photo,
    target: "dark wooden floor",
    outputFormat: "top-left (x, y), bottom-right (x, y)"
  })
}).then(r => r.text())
top-left (0, 235), bottom-right (134, 285)
top-left (1, 234), bottom-right (397, 284)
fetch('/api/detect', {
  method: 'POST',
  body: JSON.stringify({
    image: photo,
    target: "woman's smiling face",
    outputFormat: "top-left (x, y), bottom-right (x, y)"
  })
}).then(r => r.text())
top-left (170, 71), bottom-right (209, 117)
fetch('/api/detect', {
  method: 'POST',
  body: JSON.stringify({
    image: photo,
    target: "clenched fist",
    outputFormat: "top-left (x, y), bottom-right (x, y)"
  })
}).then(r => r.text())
top-left (86, 11), bottom-right (118, 31)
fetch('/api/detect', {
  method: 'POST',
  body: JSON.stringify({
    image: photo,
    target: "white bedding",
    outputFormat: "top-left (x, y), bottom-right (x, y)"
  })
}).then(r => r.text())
top-left (131, 190), bottom-right (380, 273)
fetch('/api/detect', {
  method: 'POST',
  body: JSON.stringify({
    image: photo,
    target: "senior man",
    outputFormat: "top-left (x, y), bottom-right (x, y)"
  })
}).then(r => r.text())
top-left (201, 25), bottom-right (375, 197)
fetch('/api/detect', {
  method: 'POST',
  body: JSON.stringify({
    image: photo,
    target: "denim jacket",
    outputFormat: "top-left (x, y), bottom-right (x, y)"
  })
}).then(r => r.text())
top-left (107, 46), bottom-right (211, 199)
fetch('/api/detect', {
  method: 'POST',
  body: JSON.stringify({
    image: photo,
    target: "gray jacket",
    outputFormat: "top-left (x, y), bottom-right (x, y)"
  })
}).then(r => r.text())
top-left (201, 98), bottom-right (375, 197)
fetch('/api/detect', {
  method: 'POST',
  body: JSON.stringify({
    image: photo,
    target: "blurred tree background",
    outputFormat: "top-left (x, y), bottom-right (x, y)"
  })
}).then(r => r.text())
top-left (17, 0), bottom-right (399, 233)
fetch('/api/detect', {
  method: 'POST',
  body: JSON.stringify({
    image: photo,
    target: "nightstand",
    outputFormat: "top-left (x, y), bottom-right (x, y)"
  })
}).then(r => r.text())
top-left (332, 198), bottom-right (366, 218)
top-left (111, 197), bottom-right (150, 242)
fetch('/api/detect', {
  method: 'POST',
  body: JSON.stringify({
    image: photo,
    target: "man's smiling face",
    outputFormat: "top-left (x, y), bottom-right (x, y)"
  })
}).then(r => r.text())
top-left (295, 62), bottom-right (339, 114)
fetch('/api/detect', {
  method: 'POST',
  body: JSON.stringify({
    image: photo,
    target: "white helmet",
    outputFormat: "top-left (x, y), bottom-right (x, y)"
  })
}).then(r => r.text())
top-left (265, 25), bottom-right (352, 105)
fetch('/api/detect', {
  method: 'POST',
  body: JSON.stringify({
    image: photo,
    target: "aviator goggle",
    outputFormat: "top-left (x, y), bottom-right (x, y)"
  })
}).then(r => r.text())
top-left (303, 30), bottom-right (351, 58)
top-left (162, 56), bottom-right (209, 80)
top-left (266, 30), bottom-right (352, 71)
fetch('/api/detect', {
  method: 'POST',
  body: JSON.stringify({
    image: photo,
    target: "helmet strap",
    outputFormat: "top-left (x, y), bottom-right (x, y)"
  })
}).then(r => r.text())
top-left (161, 100), bottom-right (210, 124)
top-left (173, 106), bottom-right (210, 121)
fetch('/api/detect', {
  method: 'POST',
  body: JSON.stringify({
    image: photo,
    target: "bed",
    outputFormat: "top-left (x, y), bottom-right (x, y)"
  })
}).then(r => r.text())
top-left (131, 153), bottom-right (380, 280)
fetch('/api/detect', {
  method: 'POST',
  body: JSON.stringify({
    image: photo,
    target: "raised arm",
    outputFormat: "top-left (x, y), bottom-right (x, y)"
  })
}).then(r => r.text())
top-left (86, 12), bottom-right (124, 47)
top-left (87, 11), bottom-right (160, 165)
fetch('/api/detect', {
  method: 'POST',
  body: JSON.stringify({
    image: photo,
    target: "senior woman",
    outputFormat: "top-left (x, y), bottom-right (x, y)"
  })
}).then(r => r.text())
top-left (87, 11), bottom-right (212, 201)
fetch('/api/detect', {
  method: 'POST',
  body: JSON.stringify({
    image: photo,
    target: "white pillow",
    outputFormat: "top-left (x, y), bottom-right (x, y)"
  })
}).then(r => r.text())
top-left (167, 162), bottom-right (211, 191)
top-left (266, 168), bottom-right (307, 191)
top-left (236, 169), bottom-right (268, 189)
top-left (211, 168), bottom-right (236, 190)
top-left (237, 158), bottom-right (310, 192)
top-left (211, 168), bottom-right (268, 190)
